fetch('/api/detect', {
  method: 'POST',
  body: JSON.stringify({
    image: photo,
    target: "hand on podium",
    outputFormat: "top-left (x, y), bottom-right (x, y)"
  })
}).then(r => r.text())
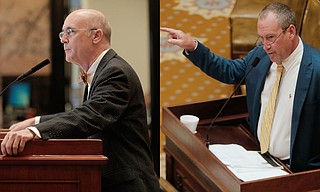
top-left (1, 128), bottom-right (36, 156)
top-left (9, 117), bottom-right (35, 132)
top-left (9, 117), bottom-right (36, 132)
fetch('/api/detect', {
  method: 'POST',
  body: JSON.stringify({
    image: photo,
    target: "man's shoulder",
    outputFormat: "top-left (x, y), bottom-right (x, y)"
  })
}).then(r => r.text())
top-left (303, 41), bottom-right (320, 56)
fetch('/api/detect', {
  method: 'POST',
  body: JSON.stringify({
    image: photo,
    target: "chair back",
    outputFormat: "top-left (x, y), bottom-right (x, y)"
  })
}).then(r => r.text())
top-left (301, 0), bottom-right (320, 50)
top-left (287, 0), bottom-right (309, 34)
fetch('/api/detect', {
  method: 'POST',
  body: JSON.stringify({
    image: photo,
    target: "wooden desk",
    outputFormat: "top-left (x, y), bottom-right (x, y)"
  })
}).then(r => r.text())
top-left (0, 132), bottom-right (108, 192)
top-left (162, 95), bottom-right (320, 192)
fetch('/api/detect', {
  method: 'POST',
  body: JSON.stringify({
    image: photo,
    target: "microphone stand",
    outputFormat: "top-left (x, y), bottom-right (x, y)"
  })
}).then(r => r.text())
top-left (0, 59), bottom-right (50, 96)
top-left (206, 57), bottom-right (260, 148)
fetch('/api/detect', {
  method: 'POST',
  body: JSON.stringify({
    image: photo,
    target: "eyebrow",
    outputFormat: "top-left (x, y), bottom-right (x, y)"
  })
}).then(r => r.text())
top-left (257, 31), bottom-right (279, 38)
top-left (62, 26), bottom-right (74, 30)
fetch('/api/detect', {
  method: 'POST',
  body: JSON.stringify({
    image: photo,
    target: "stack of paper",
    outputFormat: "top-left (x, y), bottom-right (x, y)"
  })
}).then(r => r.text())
top-left (209, 144), bottom-right (289, 182)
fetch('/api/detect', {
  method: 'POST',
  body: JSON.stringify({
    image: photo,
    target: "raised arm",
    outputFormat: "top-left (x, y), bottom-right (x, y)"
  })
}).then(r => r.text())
top-left (161, 27), bottom-right (197, 52)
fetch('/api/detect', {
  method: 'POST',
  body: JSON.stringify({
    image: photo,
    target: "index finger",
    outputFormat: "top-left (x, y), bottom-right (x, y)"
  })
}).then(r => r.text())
top-left (160, 27), bottom-right (177, 34)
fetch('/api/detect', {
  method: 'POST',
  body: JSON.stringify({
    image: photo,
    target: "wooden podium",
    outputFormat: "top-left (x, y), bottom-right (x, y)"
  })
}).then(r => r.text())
top-left (0, 130), bottom-right (108, 192)
top-left (162, 95), bottom-right (320, 192)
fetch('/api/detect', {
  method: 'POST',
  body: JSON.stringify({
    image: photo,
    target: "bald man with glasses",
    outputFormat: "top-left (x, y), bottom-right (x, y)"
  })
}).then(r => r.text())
top-left (161, 2), bottom-right (320, 173)
top-left (2, 9), bottom-right (159, 192)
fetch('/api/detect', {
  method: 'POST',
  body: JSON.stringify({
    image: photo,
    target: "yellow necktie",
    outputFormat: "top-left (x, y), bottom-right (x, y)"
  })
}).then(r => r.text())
top-left (260, 63), bottom-right (283, 154)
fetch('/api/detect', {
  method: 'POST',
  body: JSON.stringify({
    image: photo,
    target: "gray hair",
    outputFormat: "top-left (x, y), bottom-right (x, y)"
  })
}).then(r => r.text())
top-left (259, 3), bottom-right (296, 31)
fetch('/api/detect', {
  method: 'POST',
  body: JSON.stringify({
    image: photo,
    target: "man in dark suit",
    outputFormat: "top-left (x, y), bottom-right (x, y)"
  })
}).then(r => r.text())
top-left (1, 9), bottom-right (159, 191)
top-left (161, 2), bottom-right (320, 172)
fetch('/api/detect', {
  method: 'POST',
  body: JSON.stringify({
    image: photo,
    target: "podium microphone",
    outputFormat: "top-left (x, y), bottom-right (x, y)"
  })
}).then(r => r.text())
top-left (0, 59), bottom-right (50, 96)
top-left (206, 56), bottom-right (261, 147)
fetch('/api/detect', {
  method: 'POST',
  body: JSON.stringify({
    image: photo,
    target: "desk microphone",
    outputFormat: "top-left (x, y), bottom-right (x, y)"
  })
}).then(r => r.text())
top-left (206, 56), bottom-right (261, 147)
top-left (0, 59), bottom-right (50, 96)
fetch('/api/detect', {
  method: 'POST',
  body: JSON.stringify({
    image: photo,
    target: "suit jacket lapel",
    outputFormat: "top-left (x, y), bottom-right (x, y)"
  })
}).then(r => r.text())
top-left (291, 43), bottom-right (313, 150)
top-left (87, 49), bottom-right (117, 98)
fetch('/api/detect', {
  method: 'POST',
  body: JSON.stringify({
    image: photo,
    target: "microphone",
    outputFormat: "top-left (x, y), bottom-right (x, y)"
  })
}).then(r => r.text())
top-left (0, 59), bottom-right (50, 96)
top-left (16, 59), bottom-right (50, 82)
top-left (205, 56), bottom-right (261, 147)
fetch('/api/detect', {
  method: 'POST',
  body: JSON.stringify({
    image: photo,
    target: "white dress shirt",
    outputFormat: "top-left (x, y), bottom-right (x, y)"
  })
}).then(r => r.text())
top-left (257, 37), bottom-right (303, 159)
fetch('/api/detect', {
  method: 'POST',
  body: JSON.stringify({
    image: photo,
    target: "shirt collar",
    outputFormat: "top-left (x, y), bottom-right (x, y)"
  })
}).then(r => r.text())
top-left (86, 49), bottom-right (109, 85)
top-left (281, 37), bottom-right (303, 71)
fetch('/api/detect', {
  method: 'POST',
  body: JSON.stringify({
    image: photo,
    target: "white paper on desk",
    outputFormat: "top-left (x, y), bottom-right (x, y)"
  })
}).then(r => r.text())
top-left (209, 144), bottom-right (267, 166)
top-left (209, 144), bottom-right (289, 182)
top-left (227, 166), bottom-right (288, 181)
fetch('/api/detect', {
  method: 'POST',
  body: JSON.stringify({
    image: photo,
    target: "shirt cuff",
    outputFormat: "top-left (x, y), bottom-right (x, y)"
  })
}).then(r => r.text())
top-left (27, 127), bottom-right (42, 139)
top-left (184, 40), bottom-right (198, 55)
top-left (29, 116), bottom-right (41, 138)
top-left (35, 116), bottom-right (41, 124)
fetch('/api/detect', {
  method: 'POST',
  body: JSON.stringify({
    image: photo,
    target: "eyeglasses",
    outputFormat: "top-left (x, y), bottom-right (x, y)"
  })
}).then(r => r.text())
top-left (257, 26), bottom-right (289, 47)
top-left (59, 28), bottom-right (97, 39)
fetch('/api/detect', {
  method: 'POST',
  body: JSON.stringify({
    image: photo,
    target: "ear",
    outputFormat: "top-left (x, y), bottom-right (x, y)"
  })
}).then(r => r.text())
top-left (288, 24), bottom-right (296, 36)
top-left (92, 29), bottom-right (103, 44)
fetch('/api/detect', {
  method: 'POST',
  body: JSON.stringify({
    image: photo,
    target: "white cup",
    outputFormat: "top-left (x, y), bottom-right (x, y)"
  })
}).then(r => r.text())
top-left (180, 115), bottom-right (199, 134)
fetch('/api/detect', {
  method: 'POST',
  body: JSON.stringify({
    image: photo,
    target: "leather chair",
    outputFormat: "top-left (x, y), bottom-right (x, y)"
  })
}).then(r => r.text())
top-left (301, 0), bottom-right (320, 50)
top-left (230, 0), bottom-right (308, 59)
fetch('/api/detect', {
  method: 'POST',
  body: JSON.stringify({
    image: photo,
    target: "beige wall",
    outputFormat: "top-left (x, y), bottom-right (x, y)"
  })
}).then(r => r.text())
top-left (81, 0), bottom-right (150, 95)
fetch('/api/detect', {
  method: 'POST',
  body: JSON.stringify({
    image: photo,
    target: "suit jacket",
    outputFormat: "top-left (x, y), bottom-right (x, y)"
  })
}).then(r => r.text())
top-left (36, 49), bottom-right (159, 191)
top-left (185, 41), bottom-right (320, 172)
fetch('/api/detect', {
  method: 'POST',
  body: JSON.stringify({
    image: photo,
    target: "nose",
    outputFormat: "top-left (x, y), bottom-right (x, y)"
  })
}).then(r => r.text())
top-left (60, 35), bottom-right (68, 44)
top-left (263, 43), bottom-right (272, 50)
